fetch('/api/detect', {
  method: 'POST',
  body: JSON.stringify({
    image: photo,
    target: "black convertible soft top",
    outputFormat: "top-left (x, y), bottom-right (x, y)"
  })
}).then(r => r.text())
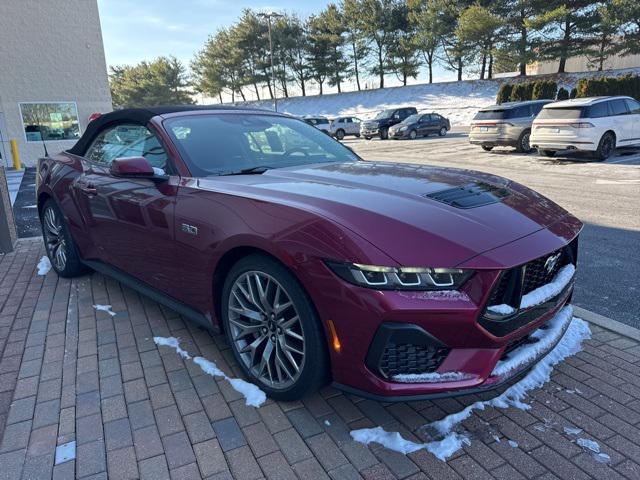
top-left (67, 105), bottom-right (270, 156)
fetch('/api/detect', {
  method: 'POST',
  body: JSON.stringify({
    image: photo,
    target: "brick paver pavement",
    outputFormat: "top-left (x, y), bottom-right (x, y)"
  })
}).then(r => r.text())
top-left (1, 238), bottom-right (639, 479)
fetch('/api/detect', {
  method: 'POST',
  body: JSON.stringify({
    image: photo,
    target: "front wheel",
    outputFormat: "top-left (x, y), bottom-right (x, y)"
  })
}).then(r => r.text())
top-left (379, 128), bottom-right (388, 140)
top-left (364, 136), bottom-right (371, 140)
top-left (40, 200), bottom-right (88, 278)
top-left (409, 129), bottom-right (417, 140)
top-left (594, 132), bottom-right (615, 161)
top-left (481, 145), bottom-right (493, 151)
top-left (221, 254), bottom-right (328, 401)
top-left (439, 126), bottom-right (447, 137)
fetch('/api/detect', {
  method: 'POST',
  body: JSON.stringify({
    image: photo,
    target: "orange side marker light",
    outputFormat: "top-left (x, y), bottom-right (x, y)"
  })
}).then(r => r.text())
top-left (327, 320), bottom-right (341, 353)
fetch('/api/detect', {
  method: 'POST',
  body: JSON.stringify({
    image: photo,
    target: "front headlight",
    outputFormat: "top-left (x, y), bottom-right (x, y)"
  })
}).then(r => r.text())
top-left (325, 262), bottom-right (474, 290)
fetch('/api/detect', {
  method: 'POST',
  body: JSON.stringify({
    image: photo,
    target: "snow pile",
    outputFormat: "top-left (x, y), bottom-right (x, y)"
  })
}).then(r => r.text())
top-left (154, 336), bottom-right (266, 407)
top-left (350, 427), bottom-right (470, 461)
top-left (93, 304), bottom-right (116, 317)
top-left (37, 256), bottom-right (52, 275)
top-left (491, 305), bottom-right (573, 377)
top-left (563, 426), bottom-right (582, 435)
top-left (508, 440), bottom-right (519, 448)
top-left (577, 438), bottom-right (601, 453)
top-left (153, 336), bottom-right (191, 360)
top-left (393, 371), bottom-right (472, 384)
top-left (488, 264), bottom-right (575, 315)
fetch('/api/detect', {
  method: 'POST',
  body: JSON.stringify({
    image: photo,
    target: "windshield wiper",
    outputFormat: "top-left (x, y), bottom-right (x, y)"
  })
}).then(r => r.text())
top-left (223, 165), bottom-right (274, 176)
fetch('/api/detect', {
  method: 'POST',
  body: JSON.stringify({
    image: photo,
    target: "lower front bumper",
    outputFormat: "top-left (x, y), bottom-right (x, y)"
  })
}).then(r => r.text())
top-left (334, 304), bottom-right (574, 402)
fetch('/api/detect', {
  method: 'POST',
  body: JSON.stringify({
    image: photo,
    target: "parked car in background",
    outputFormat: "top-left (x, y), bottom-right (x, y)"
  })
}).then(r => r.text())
top-left (470, 100), bottom-right (552, 153)
top-left (330, 116), bottom-right (361, 140)
top-left (389, 112), bottom-right (450, 140)
top-left (303, 116), bottom-right (331, 134)
top-left (531, 96), bottom-right (640, 161)
top-left (37, 106), bottom-right (582, 402)
top-left (360, 107), bottom-right (417, 140)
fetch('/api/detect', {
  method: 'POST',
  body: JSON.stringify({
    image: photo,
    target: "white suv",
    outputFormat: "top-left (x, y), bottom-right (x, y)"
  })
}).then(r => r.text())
top-left (530, 96), bottom-right (640, 160)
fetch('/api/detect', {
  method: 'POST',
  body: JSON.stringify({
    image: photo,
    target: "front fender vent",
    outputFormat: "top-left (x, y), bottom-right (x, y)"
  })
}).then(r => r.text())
top-left (424, 182), bottom-right (511, 209)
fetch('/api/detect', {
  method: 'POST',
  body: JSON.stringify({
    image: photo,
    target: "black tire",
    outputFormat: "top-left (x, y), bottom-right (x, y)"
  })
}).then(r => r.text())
top-left (439, 126), bottom-right (447, 137)
top-left (379, 128), bottom-right (388, 140)
top-left (594, 132), bottom-right (615, 161)
top-left (481, 145), bottom-right (493, 151)
top-left (355, 133), bottom-right (361, 138)
top-left (409, 129), bottom-right (417, 140)
top-left (364, 136), bottom-right (371, 140)
top-left (40, 199), bottom-right (89, 278)
top-left (515, 129), bottom-right (533, 153)
top-left (221, 254), bottom-right (328, 401)
top-left (335, 129), bottom-right (345, 140)
top-left (540, 150), bottom-right (556, 157)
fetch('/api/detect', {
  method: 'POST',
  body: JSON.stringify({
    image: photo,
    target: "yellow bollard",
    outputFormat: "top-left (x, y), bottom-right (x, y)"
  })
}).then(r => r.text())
top-left (10, 140), bottom-right (22, 170)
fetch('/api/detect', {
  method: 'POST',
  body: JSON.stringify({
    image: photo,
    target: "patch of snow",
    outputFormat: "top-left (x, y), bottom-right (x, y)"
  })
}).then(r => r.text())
top-left (520, 264), bottom-right (575, 309)
top-left (393, 371), bottom-right (472, 384)
top-left (153, 336), bottom-right (191, 360)
top-left (93, 304), bottom-right (116, 317)
top-left (349, 427), bottom-right (469, 461)
top-left (577, 438), bottom-right (600, 453)
top-left (487, 304), bottom-right (515, 315)
top-left (563, 426), bottom-right (582, 436)
top-left (492, 305), bottom-right (573, 377)
top-left (324, 420), bottom-right (331, 426)
top-left (508, 440), bottom-right (519, 448)
top-left (487, 264), bottom-right (575, 316)
top-left (37, 256), bottom-right (51, 275)
top-left (492, 435), bottom-right (501, 443)
top-left (24, 204), bottom-right (38, 209)
top-left (428, 307), bottom-right (589, 446)
top-left (54, 440), bottom-right (76, 465)
top-left (193, 356), bottom-right (266, 407)
top-left (593, 452), bottom-right (611, 464)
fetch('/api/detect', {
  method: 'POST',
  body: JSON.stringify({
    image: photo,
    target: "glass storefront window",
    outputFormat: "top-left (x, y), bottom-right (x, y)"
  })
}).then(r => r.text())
top-left (19, 102), bottom-right (81, 142)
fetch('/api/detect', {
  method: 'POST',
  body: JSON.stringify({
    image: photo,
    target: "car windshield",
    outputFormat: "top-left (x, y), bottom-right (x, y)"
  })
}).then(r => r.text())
top-left (402, 114), bottom-right (420, 124)
top-left (165, 114), bottom-right (359, 177)
top-left (374, 109), bottom-right (395, 119)
top-left (536, 107), bottom-right (585, 120)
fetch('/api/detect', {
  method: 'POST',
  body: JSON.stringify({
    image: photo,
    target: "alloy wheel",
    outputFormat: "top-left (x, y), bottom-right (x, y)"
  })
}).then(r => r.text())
top-left (409, 129), bottom-right (417, 140)
top-left (228, 271), bottom-right (305, 389)
top-left (601, 135), bottom-right (613, 159)
top-left (43, 206), bottom-right (67, 271)
top-left (522, 132), bottom-right (531, 152)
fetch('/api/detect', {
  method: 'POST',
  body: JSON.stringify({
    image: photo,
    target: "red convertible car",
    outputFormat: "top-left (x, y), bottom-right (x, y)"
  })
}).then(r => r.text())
top-left (36, 106), bottom-right (581, 401)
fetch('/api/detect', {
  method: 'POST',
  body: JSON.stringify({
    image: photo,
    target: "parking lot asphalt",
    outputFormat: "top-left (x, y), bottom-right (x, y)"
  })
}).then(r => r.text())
top-left (343, 127), bottom-right (640, 328)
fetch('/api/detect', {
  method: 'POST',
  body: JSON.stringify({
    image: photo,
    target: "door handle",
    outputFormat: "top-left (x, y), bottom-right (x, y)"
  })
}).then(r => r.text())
top-left (75, 182), bottom-right (97, 195)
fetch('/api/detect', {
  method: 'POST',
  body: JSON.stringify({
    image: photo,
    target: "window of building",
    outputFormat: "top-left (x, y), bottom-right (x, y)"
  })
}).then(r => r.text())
top-left (19, 102), bottom-right (81, 142)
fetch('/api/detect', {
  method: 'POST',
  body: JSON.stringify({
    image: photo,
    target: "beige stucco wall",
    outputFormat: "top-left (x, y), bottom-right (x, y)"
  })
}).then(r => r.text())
top-left (0, 0), bottom-right (113, 167)
top-left (529, 53), bottom-right (640, 75)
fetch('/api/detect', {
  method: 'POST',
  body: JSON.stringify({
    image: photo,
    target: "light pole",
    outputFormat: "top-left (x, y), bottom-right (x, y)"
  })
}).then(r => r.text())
top-left (258, 11), bottom-right (283, 112)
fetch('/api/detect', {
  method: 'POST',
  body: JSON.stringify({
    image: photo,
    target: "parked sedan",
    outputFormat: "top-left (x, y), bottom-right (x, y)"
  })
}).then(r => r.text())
top-left (330, 116), bottom-right (361, 140)
top-left (389, 113), bottom-right (450, 139)
top-left (303, 116), bottom-right (331, 134)
top-left (37, 106), bottom-right (581, 402)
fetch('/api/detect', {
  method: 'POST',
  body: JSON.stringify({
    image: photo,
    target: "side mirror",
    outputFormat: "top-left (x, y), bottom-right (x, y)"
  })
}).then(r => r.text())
top-left (110, 156), bottom-right (166, 181)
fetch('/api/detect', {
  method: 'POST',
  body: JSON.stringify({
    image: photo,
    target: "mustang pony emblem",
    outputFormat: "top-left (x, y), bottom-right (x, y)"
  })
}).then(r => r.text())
top-left (544, 252), bottom-right (562, 274)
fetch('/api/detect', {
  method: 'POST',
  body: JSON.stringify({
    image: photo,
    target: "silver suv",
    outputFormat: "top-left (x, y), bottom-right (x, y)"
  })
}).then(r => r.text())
top-left (330, 116), bottom-right (362, 140)
top-left (469, 100), bottom-right (553, 153)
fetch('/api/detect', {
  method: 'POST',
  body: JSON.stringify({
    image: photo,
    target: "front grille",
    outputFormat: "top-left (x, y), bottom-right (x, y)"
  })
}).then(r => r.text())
top-left (522, 251), bottom-right (565, 294)
top-left (379, 342), bottom-right (450, 378)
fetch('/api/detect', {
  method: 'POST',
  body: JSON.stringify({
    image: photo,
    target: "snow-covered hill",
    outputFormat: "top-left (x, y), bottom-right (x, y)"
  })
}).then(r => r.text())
top-left (234, 67), bottom-right (640, 126)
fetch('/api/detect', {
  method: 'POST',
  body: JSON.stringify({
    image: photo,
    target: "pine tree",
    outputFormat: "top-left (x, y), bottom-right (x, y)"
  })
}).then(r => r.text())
top-left (456, 4), bottom-right (503, 79)
top-left (341, 0), bottom-right (370, 90)
top-left (408, 0), bottom-right (445, 84)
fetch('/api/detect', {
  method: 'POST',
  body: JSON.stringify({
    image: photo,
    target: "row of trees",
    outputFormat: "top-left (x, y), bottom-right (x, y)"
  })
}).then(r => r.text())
top-left (109, 0), bottom-right (640, 107)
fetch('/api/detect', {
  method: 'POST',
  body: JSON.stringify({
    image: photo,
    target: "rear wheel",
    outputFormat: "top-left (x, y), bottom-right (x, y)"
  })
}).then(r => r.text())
top-left (221, 254), bottom-right (328, 401)
top-left (594, 132), bottom-right (615, 161)
top-left (515, 130), bottom-right (533, 153)
top-left (439, 126), bottom-right (447, 137)
top-left (481, 145), bottom-right (493, 151)
top-left (364, 136), bottom-right (371, 140)
top-left (540, 150), bottom-right (556, 157)
top-left (379, 128), bottom-right (388, 140)
top-left (335, 129), bottom-right (345, 140)
top-left (409, 129), bottom-right (417, 140)
top-left (40, 200), bottom-right (88, 278)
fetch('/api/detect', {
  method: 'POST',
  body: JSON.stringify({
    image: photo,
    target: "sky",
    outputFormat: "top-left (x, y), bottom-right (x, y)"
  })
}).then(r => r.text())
top-left (97, 0), bottom-right (333, 68)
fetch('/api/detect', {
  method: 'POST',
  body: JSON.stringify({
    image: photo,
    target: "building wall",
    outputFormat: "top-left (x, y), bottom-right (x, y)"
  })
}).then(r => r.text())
top-left (0, 0), bottom-right (112, 167)
top-left (529, 53), bottom-right (640, 75)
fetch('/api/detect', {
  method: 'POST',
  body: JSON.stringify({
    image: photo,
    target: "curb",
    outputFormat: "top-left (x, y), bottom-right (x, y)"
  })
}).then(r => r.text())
top-left (574, 305), bottom-right (640, 342)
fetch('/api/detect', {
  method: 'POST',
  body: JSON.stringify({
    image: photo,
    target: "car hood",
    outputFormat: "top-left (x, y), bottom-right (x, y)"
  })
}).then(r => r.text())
top-left (197, 161), bottom-right (577, 267)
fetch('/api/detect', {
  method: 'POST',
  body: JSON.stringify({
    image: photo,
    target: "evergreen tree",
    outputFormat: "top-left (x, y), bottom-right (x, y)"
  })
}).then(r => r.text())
top-left (611, 0), bottom-right (640, 55)
top-left (388, 2), bottom-right (420, 85)
top-left (341, 0), bottom-right (370, 90)
top-left (110, 56), bottom-right (193, 108)
top-left (456, 4), bottom-right (503, 79)
top-left (408, 0), bottom-right (445, 84)
top-left (585, 3), bottom-right (621, 71)
top-left (359, 0), bottom-right (401, 88)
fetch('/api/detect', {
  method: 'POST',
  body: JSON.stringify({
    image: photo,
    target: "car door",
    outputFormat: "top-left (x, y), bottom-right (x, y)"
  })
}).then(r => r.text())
top-left (607, 99), bottom-right (631, 143)
top-left (73, 123), bottom-right (179, 293)
top-left (416, 115), bottom-right (430, 135)
top-left (623, 98), bottom-right (640, 144)
top-left (343, 118), bottom-right (355, 135)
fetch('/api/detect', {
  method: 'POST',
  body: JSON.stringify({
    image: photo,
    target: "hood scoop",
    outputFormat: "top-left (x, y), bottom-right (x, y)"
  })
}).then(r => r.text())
top-left (424, 182), bottom-right (511, 209)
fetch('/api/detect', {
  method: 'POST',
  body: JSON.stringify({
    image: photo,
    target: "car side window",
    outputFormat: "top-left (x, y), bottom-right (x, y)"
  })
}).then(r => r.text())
top-left (609, 99), bottom-right (629, 116)
top-left (85, 124), bottom-right (169, 170)
top-left (345, 118), bottom-right (353, 123)
top-left (625, 99), bottom-right (640, 114)
top-left (588, 102), bottom-right (608, 118)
